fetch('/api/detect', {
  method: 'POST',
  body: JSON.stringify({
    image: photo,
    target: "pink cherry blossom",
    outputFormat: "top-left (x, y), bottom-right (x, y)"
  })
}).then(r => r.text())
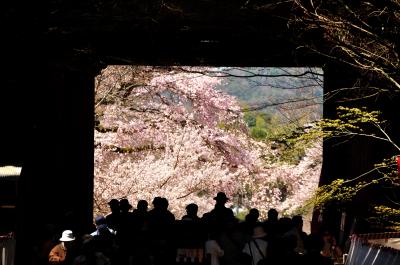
top-left (94, 66), bottom-right (322, 219)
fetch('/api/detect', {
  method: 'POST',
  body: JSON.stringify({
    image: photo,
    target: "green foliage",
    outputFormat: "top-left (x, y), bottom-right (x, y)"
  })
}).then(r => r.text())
top-left (268, 123), bottom-right (317, 164)
top-left (367, 205), bottom-right (400, 231)
top-left (373, 157), bottom-right (399, 182)
top-left (217, 120), bottom-right (247, 133)
top-left (244, 112), bottom-right (256, 127)
top-left (251, 127), bottom-right (268, 139)
top-left (255, 115), bottom-right (266, 128)
top-left (244, 110), bottom-right (271, 139)
top-left (95, 123), bottom-right (118, 133)
top-left (296, 106), bottom-right (400, 230)
top-left (314, 106), bottom-right (386, 139)
top-left (235, 210), bottom-right (248, 221)
top-left (305, 179), bottom-right (367, 209)
top-left (272, 138), bottom-right (308, 165)
top-left (300, 155), bottom-right (399, 230)
top-left (243, 109), bottom-right (314, 164)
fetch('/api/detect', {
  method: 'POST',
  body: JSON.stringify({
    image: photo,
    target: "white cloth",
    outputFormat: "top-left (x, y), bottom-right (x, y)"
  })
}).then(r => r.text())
top-left (243, 239), bottom-right (267, 265)
top-left (205, 239), bottom-right (224, 265)
top-left (90, 227), bottom-right (116, 236)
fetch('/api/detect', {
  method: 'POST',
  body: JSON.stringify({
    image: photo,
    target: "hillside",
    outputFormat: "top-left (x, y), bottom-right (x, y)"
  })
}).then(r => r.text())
top-left (216, 67), bottom-right (323, 124)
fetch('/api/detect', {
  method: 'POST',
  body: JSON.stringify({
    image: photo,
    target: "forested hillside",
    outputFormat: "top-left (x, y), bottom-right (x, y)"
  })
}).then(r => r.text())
top-left (218, 67), bottom-right (323, 164)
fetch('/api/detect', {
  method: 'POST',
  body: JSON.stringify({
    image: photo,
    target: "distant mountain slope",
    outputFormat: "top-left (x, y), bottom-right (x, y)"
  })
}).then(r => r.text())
top-left (216, 67), bottom-right (323, 123)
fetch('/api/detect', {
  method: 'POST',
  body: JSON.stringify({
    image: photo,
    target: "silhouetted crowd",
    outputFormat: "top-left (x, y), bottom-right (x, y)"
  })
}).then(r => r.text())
top-left (42, 192), bottom-right (343, 265)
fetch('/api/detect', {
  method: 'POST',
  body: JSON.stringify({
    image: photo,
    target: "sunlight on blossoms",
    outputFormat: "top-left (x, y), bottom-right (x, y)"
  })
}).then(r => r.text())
top-left (94, 66), bottom-right (323, 224)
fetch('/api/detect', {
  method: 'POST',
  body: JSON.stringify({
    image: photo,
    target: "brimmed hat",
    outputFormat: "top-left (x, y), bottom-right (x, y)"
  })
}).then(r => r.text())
top-left (60, 230), bottom-right (75, 242)
top-left (213, 192), bottom-right (229, 202)
top-left (108, 199), bottom-right (119, 207)
top-left (119, 198), bottom-right (132, 209)
top-left (252, 226), bottom-right (267, 238)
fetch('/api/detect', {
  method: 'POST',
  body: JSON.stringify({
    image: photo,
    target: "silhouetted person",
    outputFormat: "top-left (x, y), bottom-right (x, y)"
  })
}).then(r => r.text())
top-left (131, 200), bottom-right (151, 265)
top-left (277, 217), bottom-right (292, 235)
top-left (49, 230), bottom-right (76, 265)
top-left (263, 208), bottom-right (280, 259)
top-left (247, 208), bottom-right (259, 221)
top-left (117, 198), bottom-right (134, 265)
top-left (216, 217), bottom-right (247, 265)
top-left (203, 192), bottom-right (234, 232)
top-left (89, 216), bottom-right (118, 262)
top-left (149, 197), bottom-right (175, 227)
top-left (242, 225), bottom-right (268, 265)
top-left (267, 208), bottom-right (278, 222)
top-left (105, 199), bottom-right (120, 232)
top-left (320, 229), bottom-right (342, 262)
top-left (303, 233), bottom-right (334, 265)
top-left (135, 199), bottom-right (148, 212)
top-left (182, 203), bottom-right (200, 222)
top-left (204, 231), bottom-right (224, 265)
top-left (283, 215), bottom-right (307, 255)
top-left (34, 223), bottom-right (58, 265)
top-left (91, 216), bottom-right (116, 236)
top-left (131, 199), bottom-right (149, 233)
top-left (147, 197), bottom-right (175, 265)
top-left (73, 237), bottom-right (111, 265)
top-left (177, 203), bottom-right (204, 263)
top-left (278, 234), bottom-right (305, 265)
top-left (239, 208), bottom-right (260, 237)
top-left (263, 208), bottom-right (279, 235)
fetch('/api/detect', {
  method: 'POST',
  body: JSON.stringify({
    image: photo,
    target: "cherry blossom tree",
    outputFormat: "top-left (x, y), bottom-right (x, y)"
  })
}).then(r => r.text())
top-left (239, 140), bottom-right (322, 216)
top-left (94, 66), bottom-right (322, 219)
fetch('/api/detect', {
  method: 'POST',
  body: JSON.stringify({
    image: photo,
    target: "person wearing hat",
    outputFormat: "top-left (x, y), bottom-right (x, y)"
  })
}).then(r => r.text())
top-left (213, 192), bottom-right (229, 203)
top-left (118, 199), bottom-right (134, 236)
top-left (213, 192), bottom-right (233, 215)
top-left (48, 230), bottom-right (76, 264)
top-left (242, 225), bottom-right (268, 265)
top-left (119, 198), bottom-right (133, 212)
top-left (105, 198), bottom-right (120, 232)
top-left (202, 192), bottom-right (234, 226)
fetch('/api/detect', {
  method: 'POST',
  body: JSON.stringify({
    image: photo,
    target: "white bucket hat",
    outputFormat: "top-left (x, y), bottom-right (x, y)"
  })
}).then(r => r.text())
top-left (59, 230), bottom-right (75, 242)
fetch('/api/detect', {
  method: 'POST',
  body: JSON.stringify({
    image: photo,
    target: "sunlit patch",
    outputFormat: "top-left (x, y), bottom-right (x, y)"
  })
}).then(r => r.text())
top-left (94, 66), bottom-right (323, 228)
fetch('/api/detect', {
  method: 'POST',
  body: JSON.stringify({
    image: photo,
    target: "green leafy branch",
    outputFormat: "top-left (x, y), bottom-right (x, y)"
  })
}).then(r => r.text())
top-left (315, 106), bottom-right (400, 151)
top-left (368, 205), bottom-right (400, 231)
top-left (296, 106), bottom-right (400, 229)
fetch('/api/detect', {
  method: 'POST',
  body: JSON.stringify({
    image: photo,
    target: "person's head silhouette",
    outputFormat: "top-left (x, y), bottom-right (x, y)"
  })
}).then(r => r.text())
top-left (108, 199), bottom-right (120, 213)
top-left (213, 192), bottom-right (229, 205)
top-left (268, 208), bottom-right (278, 221)
top-left (137, 200), bottom-right (148, 211)
top-left (185, 203), bottom-right (198, 216)
top-left (119, 198), bottom-right (133, 212)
